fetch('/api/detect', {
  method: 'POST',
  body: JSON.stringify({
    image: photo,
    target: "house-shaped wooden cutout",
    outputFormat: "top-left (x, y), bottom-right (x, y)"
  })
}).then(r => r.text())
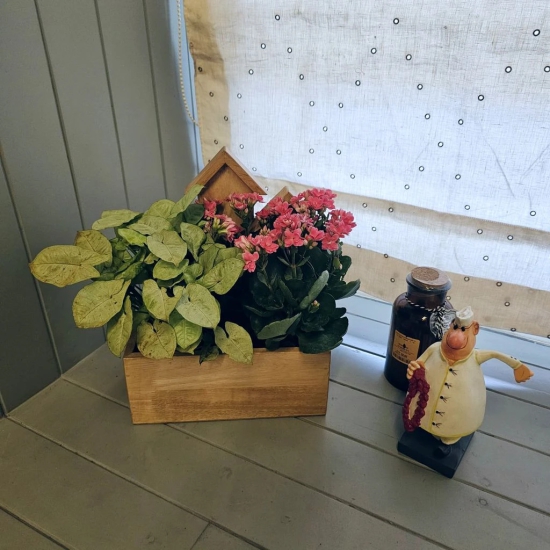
top-left (188, 147), bottom-right (265, 202)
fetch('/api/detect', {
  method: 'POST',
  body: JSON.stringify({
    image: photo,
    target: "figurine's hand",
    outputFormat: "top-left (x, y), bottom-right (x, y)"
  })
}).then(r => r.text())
top-left (407, 360), bottom-right (425, 380)
top-left (514, 364), bottom-right (534, 383)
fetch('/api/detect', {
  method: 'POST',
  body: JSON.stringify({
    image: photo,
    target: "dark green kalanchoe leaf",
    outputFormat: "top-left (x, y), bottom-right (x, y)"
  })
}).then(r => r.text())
top-left (277, 279), bottom-right (298, 308)
top-left (250, 277), bottom-right (284, 311)
top-left (331, 307), bottom-right (347, 319)
top-left (297, 317), bottom-right (349, 354)
top-left (243, 305), bottom-right (274, 318)
top-left (299, 270), bottom-right (329, 310)
top-left (284, 278), bottom-right (307, 300)
top-left (329, 279), bottom-right (360, 300)
top-left (265, 336), bottom-right (285, 351)
top-left (307, 246), bottom-right (331, 275)
top-left (301, 292), bottom-right (336, 331)
top-left (257, 313), bottom-right (301, 340)
top-left (338, 255), bottom-right (352, 277)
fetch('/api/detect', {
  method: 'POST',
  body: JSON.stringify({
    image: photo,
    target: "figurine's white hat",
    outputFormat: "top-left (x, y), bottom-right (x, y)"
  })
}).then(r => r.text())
top-left (456, 306), bottom-right (474, 327)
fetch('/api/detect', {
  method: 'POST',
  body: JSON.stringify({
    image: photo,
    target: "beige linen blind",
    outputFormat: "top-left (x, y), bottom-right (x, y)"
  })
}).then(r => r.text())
top-left (185, 0), bottom-right (550, 337)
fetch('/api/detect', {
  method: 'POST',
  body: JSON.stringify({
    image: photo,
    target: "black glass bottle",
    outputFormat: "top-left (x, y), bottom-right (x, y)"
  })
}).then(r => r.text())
top-left (384, 267), bottom-right (453, 391)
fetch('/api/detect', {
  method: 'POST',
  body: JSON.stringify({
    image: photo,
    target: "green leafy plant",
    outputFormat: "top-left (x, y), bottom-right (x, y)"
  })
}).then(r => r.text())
top-left (30, 185), bottom-right (253, 363)
top-left (217, 188), bottom-right (361, 353)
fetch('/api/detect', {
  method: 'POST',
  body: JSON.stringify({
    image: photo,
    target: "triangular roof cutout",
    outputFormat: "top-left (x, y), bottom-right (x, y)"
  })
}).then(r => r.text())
top-left (187, 147), bottom-right (265, 201)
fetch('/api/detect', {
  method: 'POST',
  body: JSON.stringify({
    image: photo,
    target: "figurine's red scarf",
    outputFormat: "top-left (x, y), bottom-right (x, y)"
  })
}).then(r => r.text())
top-left (402, 368), bottom-right (430, 432)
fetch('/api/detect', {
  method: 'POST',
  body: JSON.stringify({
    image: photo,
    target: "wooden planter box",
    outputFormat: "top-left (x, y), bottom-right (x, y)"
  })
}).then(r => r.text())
top-left (123, 347), bottom-right (331, 424)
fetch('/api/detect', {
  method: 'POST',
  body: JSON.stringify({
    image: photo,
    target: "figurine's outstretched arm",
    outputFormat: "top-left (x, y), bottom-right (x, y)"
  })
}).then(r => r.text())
top-left (476, 350), bottom-right (534, 383)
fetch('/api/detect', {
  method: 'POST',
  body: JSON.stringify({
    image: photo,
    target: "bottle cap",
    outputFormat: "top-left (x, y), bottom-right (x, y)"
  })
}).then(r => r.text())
top-left (407, 267), bottom-right (452, 293)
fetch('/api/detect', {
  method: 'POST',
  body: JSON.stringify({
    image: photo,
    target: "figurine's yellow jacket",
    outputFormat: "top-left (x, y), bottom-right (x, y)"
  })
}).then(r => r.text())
top-left (412, 343), bottom-right (522, 439)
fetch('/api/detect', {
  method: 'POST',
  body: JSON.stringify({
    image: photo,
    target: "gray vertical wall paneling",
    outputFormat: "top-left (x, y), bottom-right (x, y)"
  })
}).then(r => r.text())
top-left (0, 158), bottom-right (60, 412)
top-left (36, 0), bottom-right (129, 227)
top-left (145, 0), bottom-right (200, 200)
top-left (96, 0), bottom-right (166, 211)
top-left (0, 0), bottom-right (104, 376)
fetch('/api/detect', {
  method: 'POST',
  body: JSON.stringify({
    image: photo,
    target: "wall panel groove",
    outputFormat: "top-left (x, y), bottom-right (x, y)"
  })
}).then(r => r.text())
top-left (93, 0), bottom-right (131, 211)
top-left (143, 0), bottom-right (170, 200)
top-left (96, 0), bottom-right (166, 210)
top-left (0, 0), bottom-right (198, 411)
top-left (33, 0), bottom-right (86, 231)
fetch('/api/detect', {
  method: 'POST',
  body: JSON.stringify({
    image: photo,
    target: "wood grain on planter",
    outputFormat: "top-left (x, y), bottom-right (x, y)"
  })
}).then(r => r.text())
top-left (124, 347), bottom-right (330, 423)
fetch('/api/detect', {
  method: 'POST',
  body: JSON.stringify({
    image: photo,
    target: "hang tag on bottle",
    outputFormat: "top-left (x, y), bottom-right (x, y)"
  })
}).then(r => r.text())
top-left (391, 330), bottom-right (421, 364)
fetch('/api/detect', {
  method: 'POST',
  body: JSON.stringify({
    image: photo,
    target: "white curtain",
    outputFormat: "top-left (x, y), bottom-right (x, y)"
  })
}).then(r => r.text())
top-left (185, 0), bottom-right (550, 337)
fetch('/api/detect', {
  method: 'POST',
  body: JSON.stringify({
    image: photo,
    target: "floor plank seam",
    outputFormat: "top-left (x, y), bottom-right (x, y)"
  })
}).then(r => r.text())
top-left (343, 341), bottom-right (385, 359)
top-left (156, 425), bottom-right (453, 550)
top-left (188, 523), bottom-right (211, 550)
top-left (485, 387), bottom-right (550, 411)
top-left (297, 417), bottom-right (550, 515)
top-left (344, 317), bottom-right (550, 371)
top-left (347, 309), bottom-right (550, 351)
top-left (59, 378), bottom-right (453, 548)
top-left (61, 377), bottom-right (550, 536)
top-left (341, 343), bottom-right (550, 406)
top-left (5, 416), bottom-right (266, 550)
top-left (0, 500), bottom-right (74, 550)
top-left (477, 431), bottom-right (550, 459)
top-left (62, 370), bottom-right (546, 515)
top-left (329, 378), bottom-right (550, 456)
top-left (331, 373), bottom-right (550, 412)
top-left (454, 479), bottom-right (550, 518)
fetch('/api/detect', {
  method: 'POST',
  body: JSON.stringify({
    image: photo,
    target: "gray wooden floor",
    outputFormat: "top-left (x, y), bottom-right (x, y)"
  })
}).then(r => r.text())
top-left (1, 305), bottom-right (550, 550)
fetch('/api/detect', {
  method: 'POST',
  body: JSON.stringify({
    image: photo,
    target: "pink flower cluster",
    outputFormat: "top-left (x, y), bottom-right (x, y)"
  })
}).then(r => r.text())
top-left (228, 192), bottom-right (264, 215)
top-left (228, 188), bottom-right (355, 272)
top-left (235, 233), bottom-right (279, 271)
top-left (291, 188), bottom-right (336, 212)
top-left (203, 199), bottom-right (222, 219)
top-left (203, 213), bottom-right (240, 242)
top-left (322, 209), bottom-right (356, 251)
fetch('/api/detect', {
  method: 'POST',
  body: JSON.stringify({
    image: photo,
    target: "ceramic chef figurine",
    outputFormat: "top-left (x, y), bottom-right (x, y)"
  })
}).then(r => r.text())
top-left (398, 306), bottom-right (534, 477)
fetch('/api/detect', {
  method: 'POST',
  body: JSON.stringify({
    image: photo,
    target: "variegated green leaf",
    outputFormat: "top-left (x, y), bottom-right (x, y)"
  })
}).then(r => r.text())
top-left (214, 322), bottom-right (253, 364)
top-left (169, 311), bottom-right (202, 350)
top-left (144, 252), bottom-right (159, 264)
top-left (153, 258), bottom-right (189, 280)
top-left (72, 279), bottom-right (130, 328)
top-left (182, 262), bottom-right (203, 284)
top-left (91, 209), bottom-right (140, 230)
top-left (30, 245), bottom-right (104, 287)
top-left (129, 215), bottom-right (172, 235)
top-left (177, 339), bottom-right (201, 354)
top-left (146, 230), bottom-right (187, 265)
top-left (180, 222), bottom-right (206, 260)
top-left (74, 230), bottom-right (112, 264)
top-left (171, 184), bottom-right (204, 215)
top-left (142, 279), bottom-right (181, 321)
top-left (198, 245), bottom-right (219, 273)
top-left (145, 199), bottom-right (176, 219)
top-left (117, 227), bottom-right (147, 246)
top-left (197, 258), bottom-right (244, 295)
top-left (137, 319), bottom-right (176, 359)
top-left (215, 247), bottom-right (242, 264)
top-left (175, 283), bottom-right (220, 328)
top-left (106, 296), bottom-right (133, 356)
top-left (114, 260), bottom-right (144, 281)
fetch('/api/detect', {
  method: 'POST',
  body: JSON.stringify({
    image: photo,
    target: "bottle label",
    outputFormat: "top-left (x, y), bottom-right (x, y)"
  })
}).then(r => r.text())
top-left (391, 330), bottom-right (421, 365)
